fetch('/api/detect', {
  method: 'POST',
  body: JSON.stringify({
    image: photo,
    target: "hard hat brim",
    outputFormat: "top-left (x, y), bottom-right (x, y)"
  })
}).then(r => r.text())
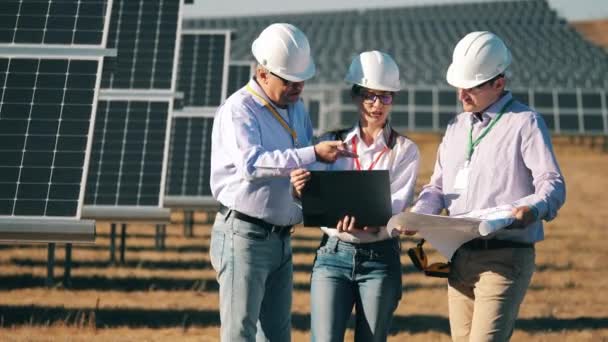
top-left (446, 63), bottom-right (495, 89)
top-left (344, 77), bottom-right (401, 92)
top-left (273, 61), bottom-right (316, 82)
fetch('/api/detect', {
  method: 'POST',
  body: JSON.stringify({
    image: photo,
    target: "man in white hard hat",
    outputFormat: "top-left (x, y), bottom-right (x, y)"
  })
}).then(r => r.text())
top-left (405, 31), bottom-right (566, 341)
top-left (209, 23), bottom-right (354, 341)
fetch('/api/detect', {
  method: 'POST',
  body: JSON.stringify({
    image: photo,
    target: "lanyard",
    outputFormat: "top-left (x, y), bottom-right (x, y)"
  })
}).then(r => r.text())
top-left (246, 84), bottom-right (299, 147)
top-left (352, 135), bottom-right (389, 171)
top-left (467, 99), bottom-right (513, 161)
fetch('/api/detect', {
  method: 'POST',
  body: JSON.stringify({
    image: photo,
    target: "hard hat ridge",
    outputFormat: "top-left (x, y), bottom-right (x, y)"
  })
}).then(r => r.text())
top-left (344, 50), bottom-right (401, 92)
top-left (251, 23), bottom-right (316, 82)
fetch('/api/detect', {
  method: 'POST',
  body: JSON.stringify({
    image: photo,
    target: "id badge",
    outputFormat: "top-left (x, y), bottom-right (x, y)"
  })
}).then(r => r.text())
top-left (454, 162), bottom-right (470, 190)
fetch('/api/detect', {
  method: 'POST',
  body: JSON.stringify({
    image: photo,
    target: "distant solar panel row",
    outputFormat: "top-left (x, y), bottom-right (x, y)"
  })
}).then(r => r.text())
top-left (0, 57), bottom-right (98, 217)
top-left (0, 0), bottom-right (109, 45)
top-left (166, 117), bottom-right (213, 197)
top-left (85, 100), bottom-right (169, 206)
top-left (101, 0), bottom-right (180, 90)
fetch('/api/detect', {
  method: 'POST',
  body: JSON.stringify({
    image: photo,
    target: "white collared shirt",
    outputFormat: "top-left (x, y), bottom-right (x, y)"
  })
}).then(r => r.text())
top-left (210, 79), bottom-right (317, 226)
top-left (316, 123), bottom-right (420, 243)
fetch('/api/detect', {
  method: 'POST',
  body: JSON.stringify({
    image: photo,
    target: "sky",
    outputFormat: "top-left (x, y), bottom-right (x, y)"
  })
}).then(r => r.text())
top-left (183, 0), bottom-right (608, 21)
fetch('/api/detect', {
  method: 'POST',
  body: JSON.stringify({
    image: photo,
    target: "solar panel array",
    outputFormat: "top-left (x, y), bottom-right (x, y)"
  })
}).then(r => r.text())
top-left (187, 0), bottom-right (608, 135)
top-left (84, 0), bottom-right (183, 213)
top-left (0, 0), bottom-right (112, 220)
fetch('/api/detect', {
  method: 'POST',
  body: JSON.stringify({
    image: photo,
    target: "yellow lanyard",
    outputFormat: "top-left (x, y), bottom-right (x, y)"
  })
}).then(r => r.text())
top-left (246, 84), bottom-right (299, 147)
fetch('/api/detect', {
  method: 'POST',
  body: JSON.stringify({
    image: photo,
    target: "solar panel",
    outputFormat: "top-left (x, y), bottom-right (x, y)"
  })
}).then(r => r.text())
top-left (165, 115), bottom-right (214, 201)
top-left (0, 57), bottom-right (99, 217)
top-left (176, 30), bottom-right (230, 108)
top-left (101, 0), bottom-right (181, 90)
top-left (85, 99), bottom-right (169, 207)
top-left (0, 0), bottom-right (110, 46)
top-left (0, 1), bottom-right (113, 242)
top-left (227, 61), bottom-right (255, 96)
top-left (83, 0), bottom-right (184, 220)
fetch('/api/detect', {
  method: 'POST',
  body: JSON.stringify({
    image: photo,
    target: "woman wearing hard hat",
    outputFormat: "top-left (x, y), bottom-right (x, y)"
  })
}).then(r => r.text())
top-left (291, 51), bottom-right (420, 341)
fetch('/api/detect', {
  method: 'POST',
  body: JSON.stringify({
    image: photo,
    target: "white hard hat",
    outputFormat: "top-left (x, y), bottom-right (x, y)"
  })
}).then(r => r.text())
top-left (251, 23), bottom-right (316, 82)
top-left (344, 51), bottom-right (401, 92)
top-left (446, 31), bottom-right (512, 89)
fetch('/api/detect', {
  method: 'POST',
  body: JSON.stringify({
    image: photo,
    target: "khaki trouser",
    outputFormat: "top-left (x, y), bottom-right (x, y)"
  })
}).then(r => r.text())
top-left (447, 246), bottom-right (535, 342)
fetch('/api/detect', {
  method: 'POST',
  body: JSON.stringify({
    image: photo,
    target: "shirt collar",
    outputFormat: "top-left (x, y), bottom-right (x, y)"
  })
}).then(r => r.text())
top-left (246, 77), bottom-right (293, 111)
top-left (343, 121), bottom-right (393, 148)
top-left (470, 91), bottom-right (513, 124)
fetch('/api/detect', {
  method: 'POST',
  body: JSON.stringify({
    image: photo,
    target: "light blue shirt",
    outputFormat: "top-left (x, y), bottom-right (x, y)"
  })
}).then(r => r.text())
top-left (210, 79), bottom-right (317, 226)
top-left (412, 92), bottom-right (566, 243)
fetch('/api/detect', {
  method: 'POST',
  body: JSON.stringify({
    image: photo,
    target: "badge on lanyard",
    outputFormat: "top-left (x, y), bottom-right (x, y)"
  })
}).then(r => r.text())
top-left (454, 161), bottom-right (470, 190)
top-left (455, 99), bottom-right (514, 191)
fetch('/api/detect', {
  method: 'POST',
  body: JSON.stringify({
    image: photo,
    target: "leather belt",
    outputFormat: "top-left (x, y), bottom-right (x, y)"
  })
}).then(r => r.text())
top-left (219, 204), bottom-right (292, 235)
top-left (462, 238), bottom-right (533, 251)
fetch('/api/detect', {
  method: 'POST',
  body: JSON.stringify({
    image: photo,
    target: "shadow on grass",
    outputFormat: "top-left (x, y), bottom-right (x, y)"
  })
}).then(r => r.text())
top-left (1, 305), bottom-right (605, 335)
top-left (0, 273), bottom-right (445, 293)
top-left (0, 244), bottom-right (209, 254)
top-left (9, 258), bottom-right (211, 271)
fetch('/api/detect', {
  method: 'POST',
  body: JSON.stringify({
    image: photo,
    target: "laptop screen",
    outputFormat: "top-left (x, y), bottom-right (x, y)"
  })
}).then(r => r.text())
top-left (301, 170), bottom-right (392, 228)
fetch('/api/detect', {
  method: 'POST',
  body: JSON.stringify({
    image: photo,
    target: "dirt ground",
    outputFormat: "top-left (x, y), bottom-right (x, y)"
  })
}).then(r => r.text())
top-left (0, 133), bottom-right (607, 341)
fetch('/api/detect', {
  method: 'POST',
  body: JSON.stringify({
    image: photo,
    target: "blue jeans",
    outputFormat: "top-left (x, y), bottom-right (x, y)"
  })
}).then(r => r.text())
top-left (310, 236), bottom-right (402, 342)
top-left (209, 211), bottom-right (293, 342)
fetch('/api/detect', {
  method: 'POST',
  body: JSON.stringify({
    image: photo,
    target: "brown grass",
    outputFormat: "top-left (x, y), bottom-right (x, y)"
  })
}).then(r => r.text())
top-left (1, 133), bottom-right (607, 341)
top-left (571, 19), bottom-right (608, 49)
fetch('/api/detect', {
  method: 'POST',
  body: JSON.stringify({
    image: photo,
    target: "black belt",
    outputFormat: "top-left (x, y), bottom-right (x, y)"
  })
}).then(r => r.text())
top-left (219, 204), bottom-right (292, 234)
top-left (461, 238), bottom-right (533, 251)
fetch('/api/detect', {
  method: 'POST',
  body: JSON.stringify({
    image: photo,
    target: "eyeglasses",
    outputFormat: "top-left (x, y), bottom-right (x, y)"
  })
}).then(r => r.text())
top-left (269, 71), bottom-right (303, 87)
top-left (407, 239), bottom-right (451, 278)
top-left (361, 92), bottom-right (393, 105)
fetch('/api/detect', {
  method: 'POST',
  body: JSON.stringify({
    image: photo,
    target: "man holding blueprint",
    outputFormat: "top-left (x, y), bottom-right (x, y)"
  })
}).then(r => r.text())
top-left (398, 32), bottom-right (566, 342)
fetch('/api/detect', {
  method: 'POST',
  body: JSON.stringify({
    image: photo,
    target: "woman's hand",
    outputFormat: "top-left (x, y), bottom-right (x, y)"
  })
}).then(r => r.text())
top-left (290, 168), bottom-right (311, 198)
top-left (336, 215), bottom-right (380, 234)
top-left (391, 226), bottom-right (418, 237)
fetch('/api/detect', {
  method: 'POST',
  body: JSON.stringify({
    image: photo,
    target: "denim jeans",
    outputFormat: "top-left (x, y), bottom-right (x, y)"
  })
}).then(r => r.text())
top-left (209, 210), bottom-right (293, 342)
top-left (310, 236), bottom-right (402, 342)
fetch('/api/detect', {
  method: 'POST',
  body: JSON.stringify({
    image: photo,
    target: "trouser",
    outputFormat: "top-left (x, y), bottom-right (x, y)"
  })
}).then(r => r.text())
top-left (310, 236), bottom-right (402, 342)
top-left (447, 245), bottom-right (535, 342)
top-left (209, 211), bottom-right (293, 342)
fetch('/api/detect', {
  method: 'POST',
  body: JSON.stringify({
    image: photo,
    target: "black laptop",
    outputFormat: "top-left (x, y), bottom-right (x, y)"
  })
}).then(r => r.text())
top-left (301, 170), bottom-right (392, 228)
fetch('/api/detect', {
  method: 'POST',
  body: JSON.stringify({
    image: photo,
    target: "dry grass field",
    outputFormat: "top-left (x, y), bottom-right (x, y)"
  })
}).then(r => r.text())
top-left (0, 133), bottom-right (607, 341)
